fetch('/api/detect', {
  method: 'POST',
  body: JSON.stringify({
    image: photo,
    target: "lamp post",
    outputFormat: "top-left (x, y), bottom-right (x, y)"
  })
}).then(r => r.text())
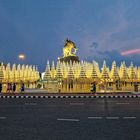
top-left (18, 54), bottom-right (25, 64)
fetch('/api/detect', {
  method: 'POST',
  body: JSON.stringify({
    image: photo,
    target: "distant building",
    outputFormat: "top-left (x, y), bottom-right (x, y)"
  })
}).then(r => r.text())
top-left (0, 63), bottom-right (40, 93)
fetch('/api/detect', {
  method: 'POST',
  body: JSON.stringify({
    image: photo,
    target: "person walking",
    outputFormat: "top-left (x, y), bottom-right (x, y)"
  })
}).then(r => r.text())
top-left (13, 83), bottom-right (16, 93)
top-left (21, 83), bottom-right (25, 93)
top-left (93, 82), bottom-right (96, 93)
top-left (9, 83), bottom-right (12, 93)
top-left (7, 83), bottom-right (10, 93)
top-left (0, 83), bottom-right (2, 93)
top-left (91, 82), bottom-right (96, 94)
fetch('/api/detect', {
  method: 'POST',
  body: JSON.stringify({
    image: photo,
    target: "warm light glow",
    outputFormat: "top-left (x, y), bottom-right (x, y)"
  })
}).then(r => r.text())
top-left (18, 54), bottom-right (25, 60)
top-left (121, 49), bottom-right (140, 56)
top-left (43, 60), bottom-right (139, 93)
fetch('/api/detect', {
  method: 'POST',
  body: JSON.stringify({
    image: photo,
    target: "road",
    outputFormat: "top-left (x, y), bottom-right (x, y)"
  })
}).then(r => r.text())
top-left (0, 98), bottom-right (140, 140)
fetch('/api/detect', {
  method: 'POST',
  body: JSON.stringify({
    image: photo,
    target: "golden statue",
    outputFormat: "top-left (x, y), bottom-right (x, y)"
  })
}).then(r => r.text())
top-left (63, 39), bottom-right (77, 57)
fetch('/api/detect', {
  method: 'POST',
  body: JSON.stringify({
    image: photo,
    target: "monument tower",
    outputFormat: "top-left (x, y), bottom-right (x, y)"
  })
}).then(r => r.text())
top-left (59, 38), bottom-right (79, 63)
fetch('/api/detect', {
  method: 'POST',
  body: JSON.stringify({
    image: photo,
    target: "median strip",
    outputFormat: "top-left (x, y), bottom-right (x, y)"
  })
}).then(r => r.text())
top-left (0, 95), bottom-right (140, 98)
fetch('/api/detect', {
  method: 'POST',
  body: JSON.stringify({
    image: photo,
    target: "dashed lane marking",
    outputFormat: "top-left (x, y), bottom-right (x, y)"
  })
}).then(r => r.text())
top-left (106, 117), bottom-right (120, 119)
top-left (0, 117), bottom-right (7, 119)
top-left (57, 118), bottom-right (80, 122)
top-left (123, 117), bottom-right (136, 119)
top-left (70, 103), bottom-right (84, 105)
top-left (24, 103), bottom-right (37, 105)
top-left (88, 117), bottom-right (103, 119)
top-left (116, 103), bottom-right (130, 105)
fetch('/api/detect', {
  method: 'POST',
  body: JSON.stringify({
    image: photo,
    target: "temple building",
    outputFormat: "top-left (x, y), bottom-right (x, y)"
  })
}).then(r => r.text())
top-left (0, 63), bottom-right (40, 93)
top-left (43, 39), bottom-right (140, 93)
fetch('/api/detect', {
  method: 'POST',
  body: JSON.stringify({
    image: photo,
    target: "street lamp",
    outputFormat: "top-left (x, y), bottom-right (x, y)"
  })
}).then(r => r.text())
top-left (18, 54), bottom-right (25, 65)
top-left (18, 54), bottom-right (25, 60)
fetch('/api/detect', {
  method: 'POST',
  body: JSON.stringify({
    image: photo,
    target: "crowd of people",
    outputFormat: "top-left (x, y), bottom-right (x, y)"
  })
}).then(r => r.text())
top-left (0, 83), bottom-right (25, 93)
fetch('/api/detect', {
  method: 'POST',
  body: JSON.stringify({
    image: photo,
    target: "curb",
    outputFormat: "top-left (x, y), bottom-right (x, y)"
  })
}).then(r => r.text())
top-left (0, 95), bottom-right (140, 99)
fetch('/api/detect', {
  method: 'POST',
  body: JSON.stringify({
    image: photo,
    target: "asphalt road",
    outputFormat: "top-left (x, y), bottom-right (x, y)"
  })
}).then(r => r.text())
top-left (0, 98), bottom-right (140, 140)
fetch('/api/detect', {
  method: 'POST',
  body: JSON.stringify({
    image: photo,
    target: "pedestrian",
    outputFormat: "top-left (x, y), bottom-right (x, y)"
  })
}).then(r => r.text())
top-left (9, 83), bottom-right (12, 93)
top-left (21, 83), bottom-right (24, 93)
top-left (93, 82), bottom-right (96, 93)
top-left (7, 83), bottom-right (10, 93)
top-left (0, 83), bottom-right (2, 93)
top-left (13, 83), bottom-right (16, 93)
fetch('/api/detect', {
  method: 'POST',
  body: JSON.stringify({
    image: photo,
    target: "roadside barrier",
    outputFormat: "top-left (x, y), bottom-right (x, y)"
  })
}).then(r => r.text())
top-left (0, 95), bottom-right (140, 98)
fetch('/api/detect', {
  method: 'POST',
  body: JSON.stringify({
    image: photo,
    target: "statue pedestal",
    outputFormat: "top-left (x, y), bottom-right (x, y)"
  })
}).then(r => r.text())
top-left (59, 56), bottom-right (79, 63)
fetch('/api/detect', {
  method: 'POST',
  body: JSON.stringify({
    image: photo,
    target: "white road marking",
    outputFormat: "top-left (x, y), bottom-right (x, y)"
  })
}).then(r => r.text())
top-left (106, 117), bottom-right (119, 119)
top-left (123, 117), bottom-right (136, 119)
top-left (24, 103), bottom-right (37, 105)
top-left (116, 103), bottom-right (130, 105)
top-left (88, 117), bottom-right (103, 119)
top-left (57, 118), bottom-right (80, 122)
top-left (70, 103), bottom-right (84, 105)
top-left (0, 117), bottom-right (7, 119)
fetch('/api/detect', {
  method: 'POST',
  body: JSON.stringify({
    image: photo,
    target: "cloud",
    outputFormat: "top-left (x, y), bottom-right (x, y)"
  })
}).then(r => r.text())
top-left (121, 49), bottom-right (140, 56)
top-left (86, 49), bottom-right (140, 68)
top-left (89, 42), bottom-right (98, 49)
top-left (77, 1), bottom-right (140, 66)
top-left (1, 0), bottom-right (140, 72)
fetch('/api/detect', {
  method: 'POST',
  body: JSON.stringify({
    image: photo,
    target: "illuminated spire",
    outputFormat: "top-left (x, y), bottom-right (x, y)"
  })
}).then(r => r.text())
top-left (67, 62), bottom-right (74, 79)
top-left (56, 61), bottom-right (63, 79)
top-left (91, 62), bottom-right (98, 79)
top-left (110, 61), bottom-right (119, 79)
top-left (128, 62), bottom-right (136, 79)
top-left (101, 60), bottom-right (109, 79)
top-left (5, 63), bottom-right (11, 83)
top-left (35, 66), bottom-right (40, 81)
top-left (11, 64), bottom-right (16, 83)
top-left (93, 61), bottom-right (101, 78)
top-left (138, 67), bottom-right (140, 79)
top-left (73, 62), bottom-right (80, 78)
top-left (79, 63), bottom-right (86, 78)
top-left (51, 61), bottom-right (56, 78)
top-left (0, 63), bottom-right (4, 83)
top-left (44, 61), bottom-right (51, 80)
top-left (119, 62), bottom-right (129, 79)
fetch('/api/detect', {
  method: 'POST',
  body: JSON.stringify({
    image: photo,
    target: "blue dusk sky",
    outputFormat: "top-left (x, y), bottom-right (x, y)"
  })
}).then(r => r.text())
top-left (0, 0), bottom-right (140, 71)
